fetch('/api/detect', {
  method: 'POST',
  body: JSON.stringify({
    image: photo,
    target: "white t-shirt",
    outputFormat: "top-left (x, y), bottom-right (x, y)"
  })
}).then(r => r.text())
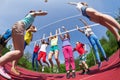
top-left (84, 27), bottom-right (94, 37)
top-left (40, 44), bottom-right (48, 52)
top-left (76, 2), bottom-right (84, 12)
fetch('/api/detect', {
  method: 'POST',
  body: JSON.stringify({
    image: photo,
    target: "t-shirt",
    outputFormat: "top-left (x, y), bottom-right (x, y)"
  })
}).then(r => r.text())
top-left (74, 43), bottom-right (85, 55)
top-left (40, 44), bottom-right (48, 52)
top-left (51, 37), bottom-right (58, 46)
top-left (21, 14), bottom-right (35, 29)
top-left (24, 31), bottom-right (32, 45)
top-left (84, 27), bottom-right (94, 37)
top-left (34, 45), bottom-right (40, 53)
top-left (62, 38), bottom-right (71, 47)
top-left (3, 29), bottom-right (12, 40)
top-left (76, 2), bottom-right (84, 12)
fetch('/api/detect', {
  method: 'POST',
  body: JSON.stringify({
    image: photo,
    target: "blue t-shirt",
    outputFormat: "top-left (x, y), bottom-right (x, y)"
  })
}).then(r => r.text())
top-left (21, 14), bottom-right (35, 29)
top-left (3, 29), bottom-right (12, 40)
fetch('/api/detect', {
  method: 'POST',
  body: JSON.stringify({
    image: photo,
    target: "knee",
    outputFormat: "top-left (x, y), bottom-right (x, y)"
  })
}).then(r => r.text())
top-left (48, 58), bottom-right (52, 61)
top-left (15, 50), bottom-right (23, 57)
top-left (43, 59), bottom-right (46, 63)
top-left (70, 57), bottom-right (74, 61)
top-left (65, 58), bottom-right (69, 62)
top-left (55, 58), bottom-right (59, 61)
top-left (79, 64), bottom-right (82, 66)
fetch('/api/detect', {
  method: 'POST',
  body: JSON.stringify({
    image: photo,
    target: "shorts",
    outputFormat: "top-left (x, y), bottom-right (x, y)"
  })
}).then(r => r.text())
top-left (0, 37), bottom-right (6, 47)
top-left (0, 44), bottom-right (4, 50)
top-left (50, 45), bottom-right (59, 52)
top-left (81, 6), bottom-right (90, 19)
top-left (12, 21), bottom-right (25, 36)
top-left (79, 53), bottom-right (87, 65)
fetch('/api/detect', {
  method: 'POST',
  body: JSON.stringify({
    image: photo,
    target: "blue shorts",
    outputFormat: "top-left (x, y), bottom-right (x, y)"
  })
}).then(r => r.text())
top-left (81, 6), bottom-right (90, 19)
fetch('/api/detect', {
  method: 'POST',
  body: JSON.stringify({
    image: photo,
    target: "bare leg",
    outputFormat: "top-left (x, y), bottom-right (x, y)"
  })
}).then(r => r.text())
top-left (38, 60), bottom-right (43, 67)
top-left (100, 20), bottom-right (120, 41)
top-left (101, 14), bottom-right (120, 30)
top-left (0, 34), bottom-right (24, 66)
top-left (11, 60), bottom-right (20, 75)
top-left (48, 52), bottom-right (54, 68)
top-left (44, 61), bottom-right (50, 67)
top-left (82, 61), bottom-right (88, 69)
top-left (54, 50), bottom-right (60, 70)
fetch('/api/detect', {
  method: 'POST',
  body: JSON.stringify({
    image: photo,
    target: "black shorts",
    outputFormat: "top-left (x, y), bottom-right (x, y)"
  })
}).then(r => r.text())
top-left (0, 37), bottom-right (6, 47)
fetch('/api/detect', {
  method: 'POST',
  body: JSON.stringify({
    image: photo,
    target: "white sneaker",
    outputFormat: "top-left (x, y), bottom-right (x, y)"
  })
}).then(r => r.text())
top-left (0, 67), bottom-right (11, 79)
top-left (56, 69), bottom-right (59, 73)
top-left (42, 66), bottom-right (45, 72)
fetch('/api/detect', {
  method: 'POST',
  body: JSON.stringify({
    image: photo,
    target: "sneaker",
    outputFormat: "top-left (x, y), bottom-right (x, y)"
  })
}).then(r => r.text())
top-left (66, 72), bottom-right (70, 79)
top-left (42, 66), bottom-right (45, 72)
top-left (117, 41), bottom-right (120, 48)
top-left (104, 57), bottom-right (109, 62)
top-left (56, 69), bottom-right (59, 73)
top-left (86, 69), bottom-right (90, 74)
top-left (0, 67), bottom-right (11, 79)
top-left (98, 62), bottom-right (102, 69)
top-left (72, 72), bottom-right (76, 78)
top-left (81, 69), bottom-right (85, 75)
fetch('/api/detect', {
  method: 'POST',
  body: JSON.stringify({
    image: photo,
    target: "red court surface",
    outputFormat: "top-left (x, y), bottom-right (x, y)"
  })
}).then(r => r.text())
top-left (0, 50), bottom-right (120, 80)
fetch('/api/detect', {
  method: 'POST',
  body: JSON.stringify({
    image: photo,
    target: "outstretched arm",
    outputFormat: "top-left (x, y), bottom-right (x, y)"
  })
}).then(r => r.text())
top-left (62, 26), bottom-right (70, 39)
top-left (31, 10), bottom-right (48, 17)
top-left (49, 32), bottom-right (52, 41)
top-left (79, 18), bottom-right (90, 28)
top-left (58, 28), bottom-right (64, 40)
top-left (34, 41), bottom-right (37, 47)
top-left (4, 37), bottom-right (11, 43)
top-left (76, 25), bottom-right (84, 33)
top-left (28, 26), bottom-right (37, 32)
top-left (68, 2), bottom-right (78, 5)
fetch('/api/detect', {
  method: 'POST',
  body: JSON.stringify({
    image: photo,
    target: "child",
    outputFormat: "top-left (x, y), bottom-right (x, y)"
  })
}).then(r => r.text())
top-left (32, 41), bottom-right (40, 71)
top-left (73, 42), bottom-right (90, 74)
top-left (37, 37), bottom-right (50, 72)
top-left (59, 26), bottom-right (76, 79)
top-left (0, 29), bottom-right (12, 56)
top-left (68, 2), bottom-right (120, 47)
top-left (24, 25), bottom-right (37, 49)
top-left (0, 10), bottom-right (47, 79)
top-left (76, 18), bottom-right (108, 69)
top-left (11, 25), bottom-right (37, 75)
top-left (48, 30), bottom-right (60, 73)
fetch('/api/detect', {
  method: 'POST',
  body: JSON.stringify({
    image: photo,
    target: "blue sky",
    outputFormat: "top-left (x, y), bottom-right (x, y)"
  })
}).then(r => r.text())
top-left (0, 0), bottom-right (120, 63)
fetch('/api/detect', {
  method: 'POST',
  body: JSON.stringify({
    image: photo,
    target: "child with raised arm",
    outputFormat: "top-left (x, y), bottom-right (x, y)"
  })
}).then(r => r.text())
top-left (58, 26), bottom-right (76, 79)
top-left (37, 34), bottom-right (50, 72)
top-left (11, 25), bottom-right (37, 75)
top-left (48, 30), bottom-right (60, 73)
top-left (24, 25), bottom-right (37, 49)
top-left (73, 42), bottom-right (90, 74)
top-left (32, 41), bottom-right (40, 71)
top-left (68, 2), bottom-right (120, 47)
top-left (0, 10), bottom-right (47, 79)
top-left (76, 18), bottom-right (108, 69)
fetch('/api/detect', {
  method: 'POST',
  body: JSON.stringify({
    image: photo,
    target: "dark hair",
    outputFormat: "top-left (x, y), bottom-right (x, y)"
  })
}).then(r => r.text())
top-left (26, 24), bottom-right (32, 30)
top-left (29, 10), bottom-right (35, 13)
top-left (81, 2), bottom-right (88, 6)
